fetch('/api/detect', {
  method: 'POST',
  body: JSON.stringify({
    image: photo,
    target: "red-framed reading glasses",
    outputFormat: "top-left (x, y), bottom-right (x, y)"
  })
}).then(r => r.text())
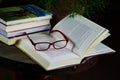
top-left (23, 30), bottom-right (69, 51)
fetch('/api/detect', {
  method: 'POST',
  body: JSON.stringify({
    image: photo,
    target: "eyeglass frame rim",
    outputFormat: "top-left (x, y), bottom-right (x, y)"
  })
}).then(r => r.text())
top-left (23, 30), bottom-right (69, 51)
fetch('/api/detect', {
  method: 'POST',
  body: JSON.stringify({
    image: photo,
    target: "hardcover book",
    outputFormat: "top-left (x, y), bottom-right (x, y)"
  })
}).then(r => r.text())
top-left (16, 14), bottom-right (115, 70)
top-left (0, 4), bottom-right (52, 26)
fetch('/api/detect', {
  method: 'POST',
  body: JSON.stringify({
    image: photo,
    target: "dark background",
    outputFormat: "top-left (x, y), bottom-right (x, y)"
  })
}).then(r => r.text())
top-left (0, 0), bottom-right (120, 80)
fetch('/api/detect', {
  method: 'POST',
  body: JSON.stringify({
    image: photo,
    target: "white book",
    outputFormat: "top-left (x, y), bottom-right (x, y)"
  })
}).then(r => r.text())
top-left (0, 25), bottom-right (51, 38)
top-left (0, 19), bottom-right (51, 32)
top-left (16, 14), bottom-right (115, 70)
top-left (0, 31), bottom-right (50, 45)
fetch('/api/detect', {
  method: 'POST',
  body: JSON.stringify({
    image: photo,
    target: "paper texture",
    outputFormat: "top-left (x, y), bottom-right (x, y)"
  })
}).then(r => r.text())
top-left (53, 15), bottom-right (109, 57)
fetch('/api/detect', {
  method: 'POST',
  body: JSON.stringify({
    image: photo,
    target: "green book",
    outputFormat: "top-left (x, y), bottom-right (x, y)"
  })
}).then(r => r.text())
top-left (0, 6), bottom-right (37, 22)
top-left (0, 4), bottom-right (52, 25)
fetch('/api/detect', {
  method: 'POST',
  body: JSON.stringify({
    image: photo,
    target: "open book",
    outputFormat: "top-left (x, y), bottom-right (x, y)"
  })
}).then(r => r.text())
top-left (16, 14), bottom-right (115, 70)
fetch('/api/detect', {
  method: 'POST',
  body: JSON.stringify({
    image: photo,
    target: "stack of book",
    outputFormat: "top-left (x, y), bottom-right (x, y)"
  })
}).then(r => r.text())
top-left (0, 4), bottom-right (52, 45)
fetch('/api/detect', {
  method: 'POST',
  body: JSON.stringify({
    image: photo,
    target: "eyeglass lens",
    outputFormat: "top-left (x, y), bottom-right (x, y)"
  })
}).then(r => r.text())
top-left (53, 40), bottom-right (67, 49)
top-left (35, 40), bottom-right (67, 51)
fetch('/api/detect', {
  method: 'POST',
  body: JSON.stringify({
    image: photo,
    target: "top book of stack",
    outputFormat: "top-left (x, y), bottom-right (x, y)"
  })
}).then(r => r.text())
top-left (0, 4), bottom-right (52, 26)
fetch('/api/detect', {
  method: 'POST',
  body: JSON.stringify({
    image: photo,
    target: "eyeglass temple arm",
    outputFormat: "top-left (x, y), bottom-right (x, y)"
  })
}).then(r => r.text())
top-left (22, 32), bottom-right (35, 46)
top-left (50, 30), bottom-right (68, 41)
top-left (50, 30), bottom-right (75, 51)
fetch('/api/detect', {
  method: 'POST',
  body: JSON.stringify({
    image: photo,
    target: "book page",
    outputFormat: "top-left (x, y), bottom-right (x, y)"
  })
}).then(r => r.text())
top-left (85, 43), bottom-right (115, 57)
top-left (53, 14), bottom-right (108, 57)
top-left (25, 34), bottom-right (80, 62)
top-left (16, 33), bottom-right (81, 70)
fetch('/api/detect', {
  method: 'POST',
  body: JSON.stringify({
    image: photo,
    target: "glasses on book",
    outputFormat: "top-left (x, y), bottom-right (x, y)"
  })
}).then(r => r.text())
top-left (23, 30), bottom-right (69, 51)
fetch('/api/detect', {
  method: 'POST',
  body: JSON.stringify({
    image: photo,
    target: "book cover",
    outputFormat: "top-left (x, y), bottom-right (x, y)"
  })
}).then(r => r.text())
top-left (0, 6), bottom-right (36, 22)
top-left (0, 4), bottom-right (52, 25)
